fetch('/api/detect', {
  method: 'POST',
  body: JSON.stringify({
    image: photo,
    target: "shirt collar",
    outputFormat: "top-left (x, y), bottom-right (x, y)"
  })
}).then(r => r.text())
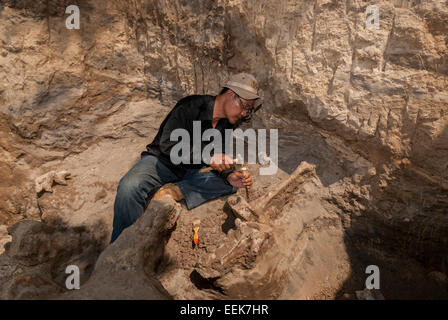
top-left (199, 95), bottom-right (232, 130)
top-left (199, 95), bottom-right (216, 121)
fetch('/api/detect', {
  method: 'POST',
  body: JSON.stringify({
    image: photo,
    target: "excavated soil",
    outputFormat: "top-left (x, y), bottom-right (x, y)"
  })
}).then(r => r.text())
top-left (149, 122), bottom-right (448, 300)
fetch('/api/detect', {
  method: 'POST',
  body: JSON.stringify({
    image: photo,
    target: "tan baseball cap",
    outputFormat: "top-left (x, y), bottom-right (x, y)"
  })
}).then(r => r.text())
top-left (223, 73), bottom-right (264, 109)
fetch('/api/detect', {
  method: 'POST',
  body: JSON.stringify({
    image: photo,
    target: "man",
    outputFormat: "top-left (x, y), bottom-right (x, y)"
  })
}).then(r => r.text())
top-left (110, 73), bottom-right (263, 243)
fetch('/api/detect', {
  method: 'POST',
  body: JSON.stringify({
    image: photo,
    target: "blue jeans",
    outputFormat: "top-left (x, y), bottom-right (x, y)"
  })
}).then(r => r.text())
top-left (110, 155), bottom-right (236, 243)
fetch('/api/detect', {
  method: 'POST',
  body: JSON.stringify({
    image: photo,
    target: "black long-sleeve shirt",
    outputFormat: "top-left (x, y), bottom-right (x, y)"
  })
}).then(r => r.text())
top-left (142, 95), bottom-right (235, 180)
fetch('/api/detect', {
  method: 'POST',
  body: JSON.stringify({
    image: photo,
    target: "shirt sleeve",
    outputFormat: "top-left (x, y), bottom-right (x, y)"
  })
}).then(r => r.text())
top-left (219, 168), bottom-right (234, 185)
top-left (158, 103), bottom-right (194, 159)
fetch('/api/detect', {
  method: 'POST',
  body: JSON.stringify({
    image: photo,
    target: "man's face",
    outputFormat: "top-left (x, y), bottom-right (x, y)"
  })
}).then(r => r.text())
top-left (224, 91), bottom-right (255, 124)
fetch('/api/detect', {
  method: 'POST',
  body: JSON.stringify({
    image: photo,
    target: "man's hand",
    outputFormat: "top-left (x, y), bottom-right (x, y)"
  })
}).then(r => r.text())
top-left (226, 171), bottom-right (253, 189)
top-left (210, 153), bottom-right (236, 172)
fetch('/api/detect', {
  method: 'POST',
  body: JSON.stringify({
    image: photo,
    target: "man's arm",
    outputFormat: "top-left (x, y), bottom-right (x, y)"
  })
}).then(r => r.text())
top-left (209, 154), bottom-right (240, 186)
top-left (219, 168), bottom-right (234, 185)
top-left (158, 103), bottom-right (193, 160)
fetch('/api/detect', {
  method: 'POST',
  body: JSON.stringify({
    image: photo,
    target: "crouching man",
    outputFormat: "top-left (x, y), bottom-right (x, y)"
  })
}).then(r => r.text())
top-left (110, 73), bottom-right (263, 243)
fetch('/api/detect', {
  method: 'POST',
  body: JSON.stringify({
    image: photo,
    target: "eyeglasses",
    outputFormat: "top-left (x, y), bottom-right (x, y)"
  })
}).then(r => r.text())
top-left (236, 95), bottom-right (254, 116)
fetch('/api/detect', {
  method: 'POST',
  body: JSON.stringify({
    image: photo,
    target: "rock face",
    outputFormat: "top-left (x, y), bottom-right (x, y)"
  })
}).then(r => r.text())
top-left (0, 0), bottom-right (447, 299)
top-left (60, 198), bottom-right (180, 300)
top-left (0, 219), bottom-right (105, 299)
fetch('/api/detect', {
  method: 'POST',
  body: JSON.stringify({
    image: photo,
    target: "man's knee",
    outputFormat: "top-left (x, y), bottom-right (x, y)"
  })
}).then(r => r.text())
top-left (118, 174), bottom-right (140, 194)
top-left (118, 173), bottom-right (150, 198)
top-left (153, 183), bottom-right (184, 201)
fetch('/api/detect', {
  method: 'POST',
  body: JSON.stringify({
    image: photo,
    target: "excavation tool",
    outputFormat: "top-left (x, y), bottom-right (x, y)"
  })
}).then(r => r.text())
top-left (193, 219), bottom-right (201, 246)
top-left (233, 154), bottom-right (250, 201)
top-left (240, 166), bottom-right (250, 201)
